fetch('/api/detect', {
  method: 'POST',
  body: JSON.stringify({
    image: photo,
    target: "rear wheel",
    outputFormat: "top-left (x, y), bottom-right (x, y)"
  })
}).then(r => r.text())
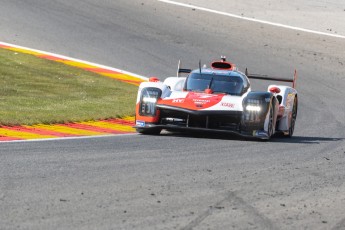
top-left (286, 97), bottom-right (298, 137)
top-left (136, 128), bottom-right (161, 135)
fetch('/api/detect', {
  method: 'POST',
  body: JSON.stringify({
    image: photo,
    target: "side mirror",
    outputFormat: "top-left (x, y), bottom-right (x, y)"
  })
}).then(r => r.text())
top-left (205, 88), bottom-right (213, 94)
top-left (149, 77), bottom-right (160, 82)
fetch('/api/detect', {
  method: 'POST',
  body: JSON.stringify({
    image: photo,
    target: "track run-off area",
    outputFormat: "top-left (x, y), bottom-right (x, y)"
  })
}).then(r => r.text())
top-left (1, 0), bottom-right (345, 229)
top-left (0, 42), bottom-right (145, 142)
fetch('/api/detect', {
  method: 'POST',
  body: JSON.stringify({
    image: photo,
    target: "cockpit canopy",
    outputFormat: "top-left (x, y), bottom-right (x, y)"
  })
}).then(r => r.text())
top-left (184, 71), bottom-right (249, 96)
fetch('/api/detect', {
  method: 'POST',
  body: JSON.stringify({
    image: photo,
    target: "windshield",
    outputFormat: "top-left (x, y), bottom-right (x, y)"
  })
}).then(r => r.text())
top-left (185, 73), bottom-right (245, 95)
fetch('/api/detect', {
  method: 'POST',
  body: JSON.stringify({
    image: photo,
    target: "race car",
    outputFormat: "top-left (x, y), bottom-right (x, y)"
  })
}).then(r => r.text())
top-left (134, 57), bottom-right (298, 140)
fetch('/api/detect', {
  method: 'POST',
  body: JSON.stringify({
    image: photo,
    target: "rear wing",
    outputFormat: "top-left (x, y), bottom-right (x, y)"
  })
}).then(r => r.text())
top-left (246, 68), bottom-right (297, 88)
top-left (178, 68), bottom-right (192, 74)
top-left (176, 60), bottom-right (192, 77)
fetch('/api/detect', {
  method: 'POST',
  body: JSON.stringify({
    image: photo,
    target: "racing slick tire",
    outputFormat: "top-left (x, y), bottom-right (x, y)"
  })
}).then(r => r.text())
top-left (285, 96), bottom-right (298, 137)
top-left (266, 100), bottom-right (275, 140)
top-left (136, 128), bottom-right (162, 135)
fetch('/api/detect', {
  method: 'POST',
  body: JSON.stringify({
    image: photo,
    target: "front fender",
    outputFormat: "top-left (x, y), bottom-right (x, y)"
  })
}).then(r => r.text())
top-left (241, 92), bottom-right (278, 135)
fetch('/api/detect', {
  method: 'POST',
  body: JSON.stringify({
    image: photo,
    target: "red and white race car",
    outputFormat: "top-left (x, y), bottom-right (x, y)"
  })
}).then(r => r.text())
top-left (135, 57), bottom-right (298, 140)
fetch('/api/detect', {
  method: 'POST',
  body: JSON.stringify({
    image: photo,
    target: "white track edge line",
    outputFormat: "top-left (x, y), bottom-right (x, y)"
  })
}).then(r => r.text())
top-left (0, 41), bottom-right (149, 81)
top-left (159, 0), bottom-right (345, 39)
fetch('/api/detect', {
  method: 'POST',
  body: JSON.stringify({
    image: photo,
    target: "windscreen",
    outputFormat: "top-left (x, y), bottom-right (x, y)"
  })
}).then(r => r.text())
top-left (185, 73), bottom-right (244, 95)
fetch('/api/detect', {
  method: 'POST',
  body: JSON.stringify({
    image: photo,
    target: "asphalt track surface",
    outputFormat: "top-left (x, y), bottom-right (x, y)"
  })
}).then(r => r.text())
top-left (1, 0), bottom-right (345, 229)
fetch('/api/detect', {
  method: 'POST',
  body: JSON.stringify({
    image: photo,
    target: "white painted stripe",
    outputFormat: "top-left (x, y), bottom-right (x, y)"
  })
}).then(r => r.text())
top-left (0, 41), bottom-right (149, 81)
top-left (159, 0), bottom-right (345, 39)
top-left (0, 133), bottom-right (138, 144)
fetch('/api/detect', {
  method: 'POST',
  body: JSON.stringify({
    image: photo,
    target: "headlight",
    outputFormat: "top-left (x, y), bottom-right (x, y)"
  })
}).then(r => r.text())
top-left (244, 98), bottom-right (262, 124)
top-left (245, 99), bottom-right (261, 112)
top-left (246, 105), bottom-right (261, 112)
top-left (142, 97), bottom-right (157, 103)
top-left (139, 88), bottom-right (162, 116)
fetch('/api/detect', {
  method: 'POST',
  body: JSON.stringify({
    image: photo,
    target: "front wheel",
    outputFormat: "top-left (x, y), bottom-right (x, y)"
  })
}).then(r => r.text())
top-left (267, 101), bottom-right (275, 139)
top-left (286, 96), bottom-right (298, 137)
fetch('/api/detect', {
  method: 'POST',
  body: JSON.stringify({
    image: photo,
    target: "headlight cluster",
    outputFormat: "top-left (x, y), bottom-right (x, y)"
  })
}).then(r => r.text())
top-left (142, 97), bottom-right (157, 103)
top-left (245, 99), bottom-right (261, 112)
top-left (139, 88), bottom-right (161, 116)
top-left (246, 105), bottom-right (261, 112)
top-left (243, 98), bottom-right (263, 122)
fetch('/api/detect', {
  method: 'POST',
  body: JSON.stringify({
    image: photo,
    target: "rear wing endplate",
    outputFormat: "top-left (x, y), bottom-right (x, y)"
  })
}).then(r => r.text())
top-left (246, 68), bottom-right (297, 88)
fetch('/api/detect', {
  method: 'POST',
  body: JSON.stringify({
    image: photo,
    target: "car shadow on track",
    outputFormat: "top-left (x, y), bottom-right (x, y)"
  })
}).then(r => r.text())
top-left (160, 131), bottom-right (245, 141)
top-left (270, 135), bottom-right (345, 144)
top-left (158, 131), bottom-right (344, 144)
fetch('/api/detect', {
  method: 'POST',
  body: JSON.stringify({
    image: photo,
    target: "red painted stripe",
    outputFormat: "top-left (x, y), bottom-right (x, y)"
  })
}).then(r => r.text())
top-left (101, 119), bottom-right (135, 126)
top-left (81, 68), bottom-right (143, 85)
top-left (0, 44), bottom-right (12, 49)
top-left (83, 68), bottom-right (122, 74)
top-left (37, 54), bottom-right (67, 62)
top-left (59, 123), bottom-right (127, 134)
top-left (0, 136), bottom-right (23, 141)
top-left (119, 79), bottom-right (143, 84)
top-left (82, 69), bottom-right (142, 84)
top-left (3, 126), bottom-right (77, 137)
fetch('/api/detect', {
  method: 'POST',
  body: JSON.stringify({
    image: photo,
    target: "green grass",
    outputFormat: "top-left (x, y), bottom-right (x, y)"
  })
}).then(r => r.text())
top-left (0, 48), bottom-right (138, 126)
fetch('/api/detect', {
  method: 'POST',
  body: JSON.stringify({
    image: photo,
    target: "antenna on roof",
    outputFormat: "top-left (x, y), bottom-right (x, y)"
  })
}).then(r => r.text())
top-left (199, 60), bottom-right (202, 74)
top-left (177, 60), bottom-right (181, 77)
top-left (245, 68), bottom-right (248, 76)
top-left (221, 56), bottom-right (226, 62)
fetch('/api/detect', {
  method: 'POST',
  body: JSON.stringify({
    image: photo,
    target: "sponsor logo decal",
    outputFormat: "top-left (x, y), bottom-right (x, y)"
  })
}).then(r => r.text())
top-left (193, 99), bottom-right (210, 104)
top-left (286, 93), bottom-right (294, 109)
top-left (253, 130), bottom-right (268, 137)
top-left (198, 95), bottom-right (217, 99)
top-left (172, 99), bottom-right (185, 103)
top-left (220, 102), bottom-right (235, 108)
top-left (136, 121), bottom-right (145, 127)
